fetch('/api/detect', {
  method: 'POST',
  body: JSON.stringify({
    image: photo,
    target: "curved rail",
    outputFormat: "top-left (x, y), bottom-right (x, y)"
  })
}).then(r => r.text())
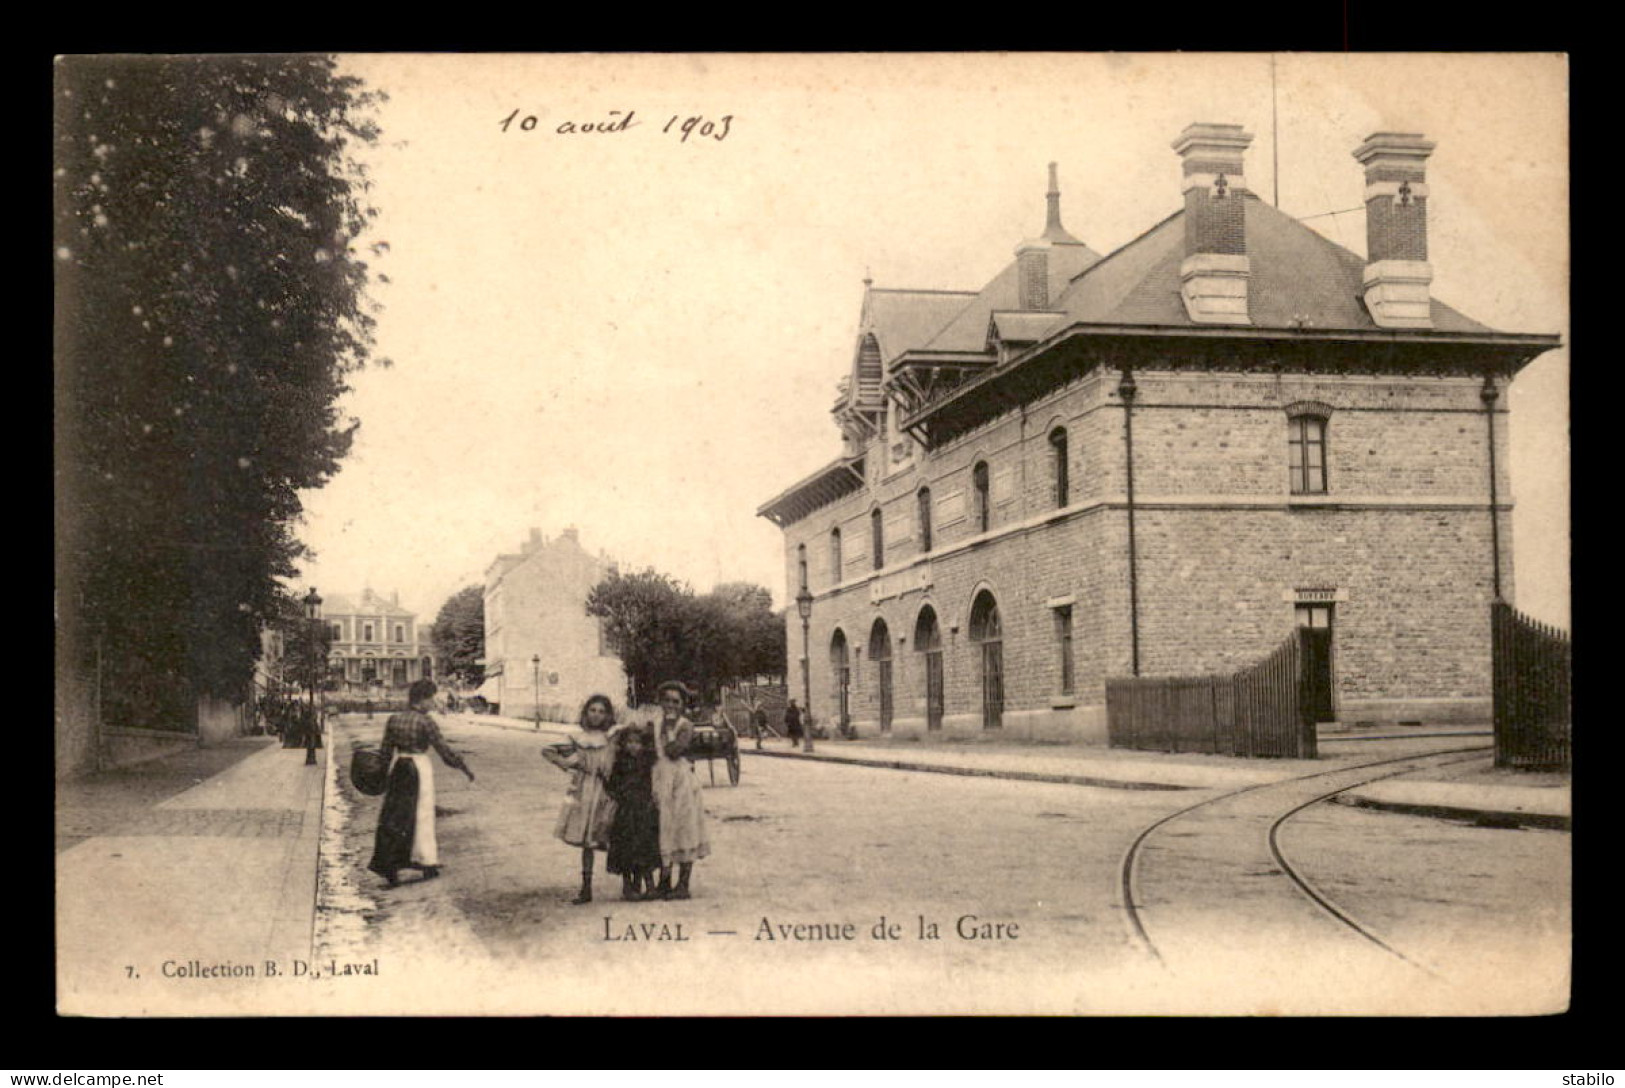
top-left (1265, 751), bottom-right (1491, 974)
top-left (1120, 744), bottom-right (1491, 970)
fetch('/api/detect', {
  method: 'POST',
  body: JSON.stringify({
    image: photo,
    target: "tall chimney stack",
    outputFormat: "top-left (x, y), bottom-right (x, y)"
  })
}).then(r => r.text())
top-left (1353, 132), bottom-right (1436, 328)
top-left (1172, 122), bottom-right (1254, 324)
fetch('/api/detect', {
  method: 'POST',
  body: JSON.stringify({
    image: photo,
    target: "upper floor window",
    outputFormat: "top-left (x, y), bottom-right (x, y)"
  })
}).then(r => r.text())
top-left (830, 527), bottom-right (843, 583)
top-left (363, 622), bottom-right (375, 642)
top-left (1289, 416), bottom-right (1328, 495)
top-left (330, 621), bottom-right (343, 640)
top-left (1049, 427), bottom-right (1069, 508)
top-left (797, 544), bottom-right (808, 592)
top-left (917, 487), bottom-right (933, 553)
top-left (394, 624), bottom-right (405, 643)
top-left (871, 507), bottom-right (884, 570)
top-left (973, 461), bottom-right (991, 533)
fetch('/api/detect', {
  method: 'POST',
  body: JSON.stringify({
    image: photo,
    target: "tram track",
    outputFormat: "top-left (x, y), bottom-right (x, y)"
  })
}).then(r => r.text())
top-left (1119, 743), bottom-right (1492, 976)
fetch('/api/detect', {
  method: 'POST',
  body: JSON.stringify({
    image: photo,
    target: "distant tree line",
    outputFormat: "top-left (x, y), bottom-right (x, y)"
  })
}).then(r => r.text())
top-left (586, 570), bottom-right (786, 706)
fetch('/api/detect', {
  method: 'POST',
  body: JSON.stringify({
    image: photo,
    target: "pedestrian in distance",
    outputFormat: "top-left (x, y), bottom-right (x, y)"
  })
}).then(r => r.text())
top-left (368, 679), bottom-right (475, 888)
top-left (650, 680), bottom-right (711, 899)
top-left (784, 699), bottom-right (804, 749)
top-left (604, 721), bottom-right (660, 901)
top-left (751, 704), bottom-right (769, 750)
top-left (541, 693), bottom-right (618, 904)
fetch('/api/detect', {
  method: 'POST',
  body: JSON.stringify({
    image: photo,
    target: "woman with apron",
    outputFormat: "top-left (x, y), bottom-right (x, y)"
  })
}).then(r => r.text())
top-left (368, 679), bottom-right (476, 887)
top-left (649, 680), bottom-right (711, 899)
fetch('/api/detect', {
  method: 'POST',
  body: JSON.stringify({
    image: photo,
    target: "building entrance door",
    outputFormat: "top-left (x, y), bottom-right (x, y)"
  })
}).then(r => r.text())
top-left (971, 590), bottom-right (1003, 730)
top-left (1295, 603), bottom-right (1335, 725)
top-left (870, 620), bottom-right (893, 734)
top-left (915, 606), bottom-right (944, 732)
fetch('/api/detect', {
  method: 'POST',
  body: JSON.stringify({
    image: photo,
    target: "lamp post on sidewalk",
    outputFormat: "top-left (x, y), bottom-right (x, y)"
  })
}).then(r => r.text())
top-left (532, 654), bottom-right (541, 731)
top-left (796, 586), bottom-right (814, 754)
top-left (303, 588), bottom-right (323, 766)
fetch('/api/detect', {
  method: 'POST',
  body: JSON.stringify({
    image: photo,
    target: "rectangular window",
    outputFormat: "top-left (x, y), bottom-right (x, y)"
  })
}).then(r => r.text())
top-left (331, 622), bottom-right (343, 640)
top-left (394, 624), bottom-right (404, 643)
top-left (1054, 605), bottom-right (1075, 695)
top-left (1295, 603), bottom-right (1333, 629)
top-left (363, 623), bottom-right (374, 642)
top-left (1289, 416), bottom-right (1328, 494)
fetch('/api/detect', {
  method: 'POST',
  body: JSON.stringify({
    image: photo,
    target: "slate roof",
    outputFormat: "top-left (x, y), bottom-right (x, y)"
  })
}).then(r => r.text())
top-left (865, 289), bottom-right (979, 366)
top-left (1049, 195), bottom-right (1495, 333)
top-left (320, 592), bottom-right (415, 619)
top-left (916, 242), bottom-right (1102, 355)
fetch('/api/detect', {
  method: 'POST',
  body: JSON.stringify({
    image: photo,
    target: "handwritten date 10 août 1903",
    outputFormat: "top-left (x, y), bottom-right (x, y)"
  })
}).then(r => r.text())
top-left (499, 109), bottom-right (733, 143)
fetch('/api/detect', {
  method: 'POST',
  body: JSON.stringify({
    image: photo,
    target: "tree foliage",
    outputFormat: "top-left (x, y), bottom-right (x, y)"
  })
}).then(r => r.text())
top-left (586, 570), bottom-right (786, 706)
top-left (54, 55), bottom-right (386, 717)
top-left (271, 590), bottom-right (335, 694)
top-left (430, 585), bottom-right (486, 687)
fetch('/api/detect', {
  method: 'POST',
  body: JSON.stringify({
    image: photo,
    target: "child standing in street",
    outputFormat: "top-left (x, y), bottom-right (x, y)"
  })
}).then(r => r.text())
top-left (541, 694), bottom-right (618, 904)
top-left (605, 722), bottom-right (660, 900)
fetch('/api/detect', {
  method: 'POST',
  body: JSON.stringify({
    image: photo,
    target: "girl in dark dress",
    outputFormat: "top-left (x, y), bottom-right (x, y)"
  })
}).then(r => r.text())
top-left (604, 722), bottom-right (660, 901)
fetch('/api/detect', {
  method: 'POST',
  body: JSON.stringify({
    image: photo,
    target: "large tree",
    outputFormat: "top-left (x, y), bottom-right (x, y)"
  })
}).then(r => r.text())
top-left (586, 570), bottom-right (785, 705)
top-left (430, 585), bottom-right (486, 688)
top-left (54, 55), bottom-right (386, 728)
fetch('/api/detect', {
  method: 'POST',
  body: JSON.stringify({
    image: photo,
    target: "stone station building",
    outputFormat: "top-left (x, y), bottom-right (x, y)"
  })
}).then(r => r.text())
top-left (757, 123), bottom-right (1560, 743)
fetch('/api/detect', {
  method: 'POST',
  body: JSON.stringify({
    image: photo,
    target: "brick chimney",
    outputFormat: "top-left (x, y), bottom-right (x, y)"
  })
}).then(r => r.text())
top-left (1171, 122), bottom-right (1254, 324)
top-left (1014, 163), bottom-right (1082, 310)
top-left (1353, 132), bottom-right (1436, 328)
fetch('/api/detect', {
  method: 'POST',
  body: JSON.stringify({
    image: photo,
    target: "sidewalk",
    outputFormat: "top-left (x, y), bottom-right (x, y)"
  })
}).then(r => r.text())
top-left (56, 734), bottom-right (329, 1016)
top-left (740, 728), bottom-right (1570, 830)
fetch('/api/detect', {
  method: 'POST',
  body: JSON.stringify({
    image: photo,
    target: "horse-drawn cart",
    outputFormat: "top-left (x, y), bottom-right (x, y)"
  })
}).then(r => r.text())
top-left (687, 713), bottom-right (741, 786)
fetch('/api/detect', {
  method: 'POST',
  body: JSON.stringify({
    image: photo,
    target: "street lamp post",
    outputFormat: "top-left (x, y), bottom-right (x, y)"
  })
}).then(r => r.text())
top-left (303, 588), bottom-right (323, 766)
top-left (796, 587), bottom-right (814, 754)
top-left (532, 654), bottom-right (542, 731)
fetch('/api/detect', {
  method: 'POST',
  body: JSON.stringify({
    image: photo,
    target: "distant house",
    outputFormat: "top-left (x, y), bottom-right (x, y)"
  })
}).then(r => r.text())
top-left (321, 589), bottom-right (431, 693)
top-left (758, 123), bottom-right (1561, 742)
top-left (482, 527), bottom-right (627, 720)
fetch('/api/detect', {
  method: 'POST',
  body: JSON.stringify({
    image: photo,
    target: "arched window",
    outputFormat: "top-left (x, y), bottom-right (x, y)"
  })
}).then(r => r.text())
top-left (871, 507), bottom-right (884, 570)
top-left (830, 526), bottom-right (842, 582)
top-left (917, 487), bottom-right (933, 553)
top-left (1049, 427), bottom-right (1069, 508)
top-left (969, 590), bottom-right (1004, 730)
top-left (973, 461), bottom-right (991, 532)
top-left (914, 606), bottom-right (944, 732)
top-left (797, 543), bottom-right (808, 591)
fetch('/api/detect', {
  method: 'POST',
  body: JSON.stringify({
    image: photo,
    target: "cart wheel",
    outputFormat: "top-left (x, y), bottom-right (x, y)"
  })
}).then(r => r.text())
top-left (727, 751), bottom-right (740, 785)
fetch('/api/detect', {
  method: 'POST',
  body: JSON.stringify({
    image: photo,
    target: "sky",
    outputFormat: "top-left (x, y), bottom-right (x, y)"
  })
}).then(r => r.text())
top-left (293, 53), bottom-right (1569, 629)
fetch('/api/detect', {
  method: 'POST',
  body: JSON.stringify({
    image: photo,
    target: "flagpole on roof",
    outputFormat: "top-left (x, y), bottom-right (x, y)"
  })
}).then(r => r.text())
top-left (1271, 53), bottom-right (1280, 208)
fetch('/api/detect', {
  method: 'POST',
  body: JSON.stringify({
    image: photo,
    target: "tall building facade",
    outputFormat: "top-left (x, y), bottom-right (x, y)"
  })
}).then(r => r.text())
top-left (322, 589), bottom-right (431, 693)
top-left (482, 527), bottom-right (627, 720)
top-left (758, 124), bottom-right (1560, 743)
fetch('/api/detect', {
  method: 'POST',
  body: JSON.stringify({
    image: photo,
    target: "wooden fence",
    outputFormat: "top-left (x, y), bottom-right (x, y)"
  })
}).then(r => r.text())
top-left (1491, 600), bottom-right (1571, 771)
top-left (1106, 630), bottom-right (1318, 759)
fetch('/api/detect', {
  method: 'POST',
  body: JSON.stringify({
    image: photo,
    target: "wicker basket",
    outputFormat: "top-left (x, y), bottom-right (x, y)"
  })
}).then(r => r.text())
top-left (350, 747), bottom-right (389, 796)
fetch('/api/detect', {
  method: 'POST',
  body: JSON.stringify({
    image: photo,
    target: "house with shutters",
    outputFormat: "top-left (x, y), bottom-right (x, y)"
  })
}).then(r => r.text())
top-left (321, 588), bottom-right (432, 694)
top-left (757, 122), bottom-right (1561, 743)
